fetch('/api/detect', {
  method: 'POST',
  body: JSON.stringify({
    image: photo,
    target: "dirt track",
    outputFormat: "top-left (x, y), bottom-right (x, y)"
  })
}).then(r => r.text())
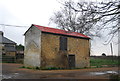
top-left (2, 63), bottom-right (119, 79)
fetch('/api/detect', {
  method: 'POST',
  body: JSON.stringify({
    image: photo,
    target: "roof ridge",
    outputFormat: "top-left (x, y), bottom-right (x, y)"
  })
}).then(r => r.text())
top-left (32, 24), bottom-right (90, 39)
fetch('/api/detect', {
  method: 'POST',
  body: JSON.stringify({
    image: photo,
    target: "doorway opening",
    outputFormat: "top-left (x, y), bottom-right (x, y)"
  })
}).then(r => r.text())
top-left (68, 54), bottom-right (75, 68)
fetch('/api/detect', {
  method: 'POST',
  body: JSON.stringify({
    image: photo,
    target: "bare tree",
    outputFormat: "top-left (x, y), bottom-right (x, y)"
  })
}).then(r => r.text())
top-left (71, 0), bottom-right (120, 42)
top-left (50, 0), bottom-right (120, 40)
top-left (50, 1), bottom-right (101, 37)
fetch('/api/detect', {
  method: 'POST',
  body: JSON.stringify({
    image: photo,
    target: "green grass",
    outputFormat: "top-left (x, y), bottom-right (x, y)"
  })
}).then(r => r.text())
top-left (19, 66), bottom-right (33, 69)
top-left (90, 58), bottom-right (119, 67)
top-left (19, 66), bottom-right (90, 70)
top-left (19, 66), bottom-right (66, 70)
top-left (19, 58), bottom-right (119, 70)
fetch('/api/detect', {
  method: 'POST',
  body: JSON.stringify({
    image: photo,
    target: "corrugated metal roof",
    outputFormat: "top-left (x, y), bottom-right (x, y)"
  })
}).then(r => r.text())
top-left (33, 24), bottom-right (90, 39)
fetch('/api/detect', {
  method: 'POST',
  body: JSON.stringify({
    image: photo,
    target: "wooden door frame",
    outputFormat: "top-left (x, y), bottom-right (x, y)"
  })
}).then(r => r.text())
top-left (68, 54), bottom-right (75, 68)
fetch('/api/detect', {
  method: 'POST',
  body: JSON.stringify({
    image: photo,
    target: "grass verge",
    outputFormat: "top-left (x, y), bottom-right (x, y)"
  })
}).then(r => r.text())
top-left (19, 58), bottom-right (119, 70)
top-left (90, 58), bottom-right (119, 67)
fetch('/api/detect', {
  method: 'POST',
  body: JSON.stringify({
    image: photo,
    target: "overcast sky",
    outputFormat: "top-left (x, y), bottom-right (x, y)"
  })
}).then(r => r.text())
top-left (0, 0), bottom-right (118, 56)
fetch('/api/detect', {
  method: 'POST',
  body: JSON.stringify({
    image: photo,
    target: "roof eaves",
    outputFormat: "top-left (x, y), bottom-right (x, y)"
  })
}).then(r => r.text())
top-left (30, 24), bottom-right (90, 39)
top-left (24, 24), bottom-right (34, 35)
top-left (42, 31), bottom-right (90, 39)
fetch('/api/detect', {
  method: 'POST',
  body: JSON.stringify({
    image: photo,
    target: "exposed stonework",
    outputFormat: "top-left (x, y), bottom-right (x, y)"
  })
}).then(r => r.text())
top-left (41, 33), bottom-right (90, 68)
top-left (41, 33), bottom-right (69, 68)
top-left (68, 37), bottom-right (90, 68)
top-left (24, 25), bottom-right (90, 68)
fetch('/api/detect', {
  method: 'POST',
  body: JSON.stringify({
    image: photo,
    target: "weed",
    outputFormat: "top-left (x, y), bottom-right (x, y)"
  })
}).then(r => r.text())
top-left (26, 67), bottom-right (32, 69)
top-left (19, 66), bottom-right (25, 68)
top-left (19, 66), bottom-right (33, 69)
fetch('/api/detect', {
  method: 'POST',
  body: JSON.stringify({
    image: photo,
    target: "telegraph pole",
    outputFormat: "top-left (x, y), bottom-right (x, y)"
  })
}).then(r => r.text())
top-left (110, 43), bottom-right (114, 66)
top-left (110, 43), bottom-right (113, 57)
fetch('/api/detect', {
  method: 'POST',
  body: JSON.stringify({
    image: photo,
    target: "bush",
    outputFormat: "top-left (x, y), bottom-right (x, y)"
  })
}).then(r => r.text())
top-left (19, 66), bottom-right (25, 68)
top-left (35, 67), bottom-right (40, 70)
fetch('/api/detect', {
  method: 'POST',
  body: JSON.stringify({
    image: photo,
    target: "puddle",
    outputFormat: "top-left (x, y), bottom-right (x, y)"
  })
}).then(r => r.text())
top-left (2, 75), bottom-right (12, 79)
top-left (106, 71), bottom-right (118, 74)
top-left (2, 73), bottom-right (20, 79)
top-left (14, 73), bottom-right (19, 75)
top-left (89, 71), bottom-right (118, 76)
top-left (90, 72), bottom-right (106, 75)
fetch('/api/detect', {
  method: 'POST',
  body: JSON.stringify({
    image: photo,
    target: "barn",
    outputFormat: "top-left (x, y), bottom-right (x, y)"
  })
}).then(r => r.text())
top-left (24, 24), bottom-right (90, 68)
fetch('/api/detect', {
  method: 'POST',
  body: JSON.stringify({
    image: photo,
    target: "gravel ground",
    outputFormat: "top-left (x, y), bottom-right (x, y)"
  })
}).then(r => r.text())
top-left (1, 63), bottom-right (119, 79)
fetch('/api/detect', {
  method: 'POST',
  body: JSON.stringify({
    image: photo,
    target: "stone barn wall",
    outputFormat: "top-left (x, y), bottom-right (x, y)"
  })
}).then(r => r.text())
top-left (41, 33), bottom-right (69, 68)
top-left (68, 37), bottom-right (90, 68)
top-left (41, 33), bottom-right (90, 68)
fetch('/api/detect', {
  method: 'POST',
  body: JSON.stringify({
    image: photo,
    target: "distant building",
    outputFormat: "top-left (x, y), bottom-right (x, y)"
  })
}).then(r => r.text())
top-left (16, 44), bottom-right (24, 59)
top-left (0, 31), bottom-right (16, 56)
top-left (24, 24), bottom-right (90, 68)
top-left (16, 44), bottom-right (24, 54)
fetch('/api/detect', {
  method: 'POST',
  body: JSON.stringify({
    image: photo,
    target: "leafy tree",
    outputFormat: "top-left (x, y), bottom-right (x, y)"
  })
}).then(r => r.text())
top-left (16, 44), bottom-right (24, 51)
top-left (102, 53), bottom-right (106, 56)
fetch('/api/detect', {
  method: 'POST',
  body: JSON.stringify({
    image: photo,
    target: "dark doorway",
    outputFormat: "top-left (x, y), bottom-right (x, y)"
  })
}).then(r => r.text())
top-left (59, 37), bottom-right (67, 51)
top-left (68, 55), bottom-right (75, 68)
